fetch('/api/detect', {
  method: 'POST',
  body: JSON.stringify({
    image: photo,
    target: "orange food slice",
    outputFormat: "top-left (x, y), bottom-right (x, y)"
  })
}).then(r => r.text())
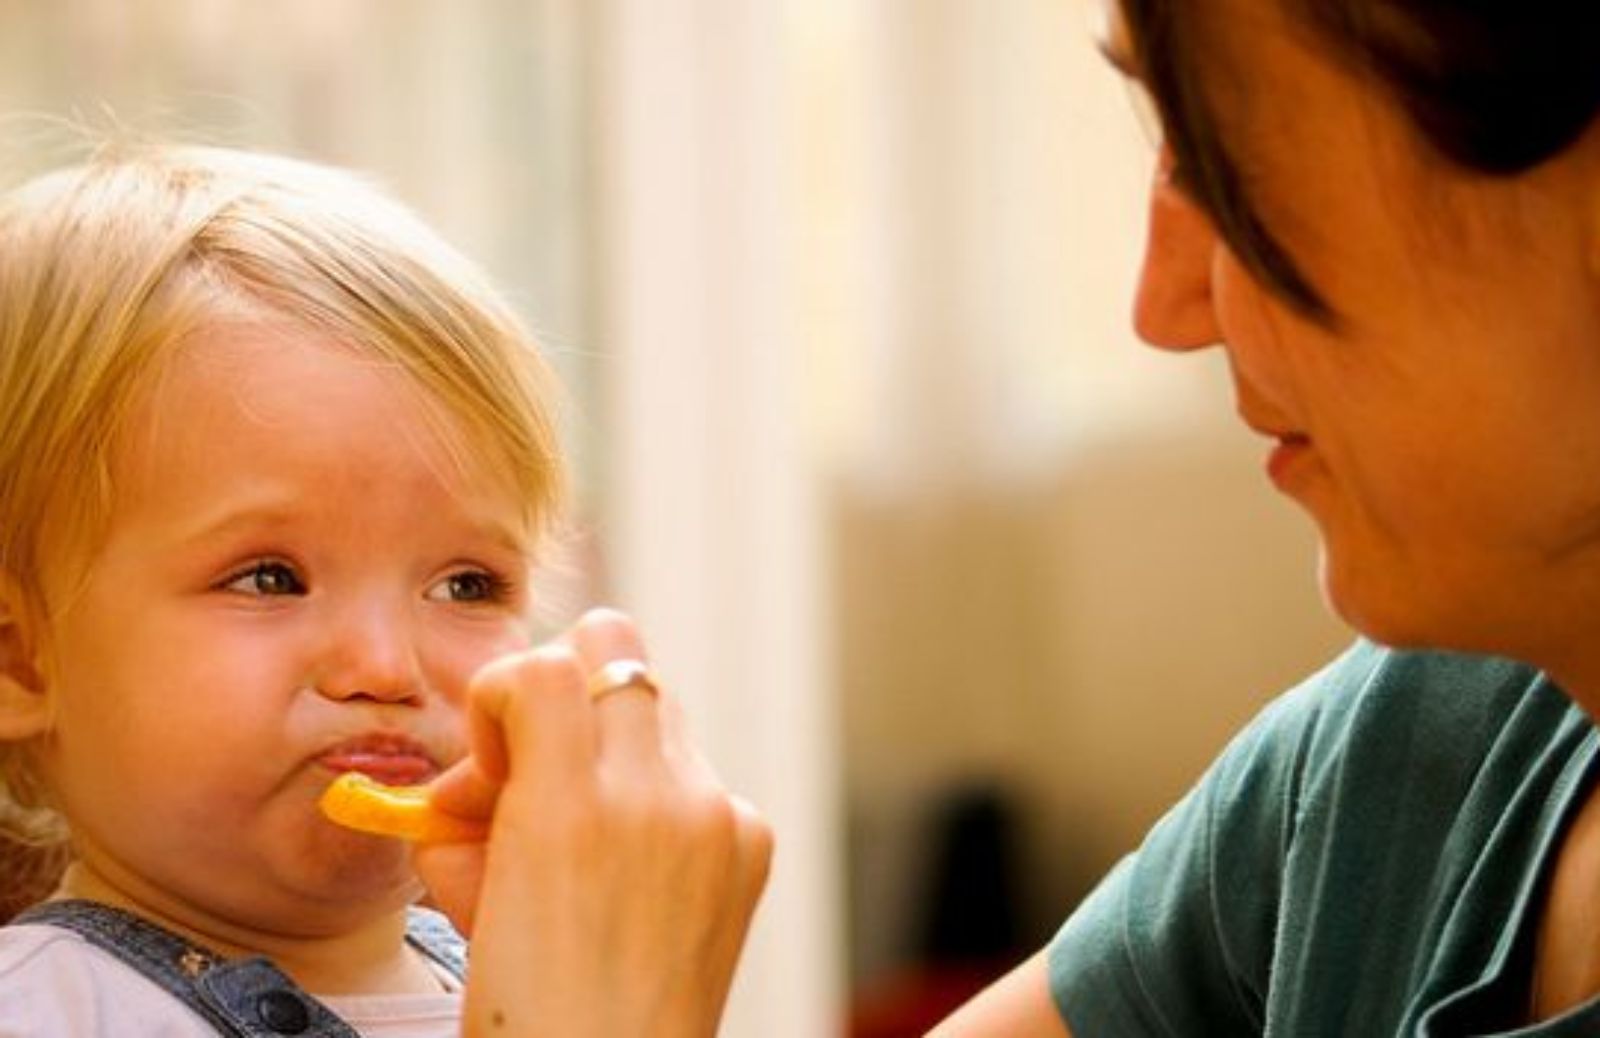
top-left (319, 772), bottom-right (485, 844)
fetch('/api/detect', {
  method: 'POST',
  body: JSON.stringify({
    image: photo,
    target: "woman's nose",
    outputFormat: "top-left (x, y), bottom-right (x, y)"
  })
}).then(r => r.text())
top-left (313, 600), bottom-right (423, 705)
top-left (1132, 149), bottom-right (1223, 351)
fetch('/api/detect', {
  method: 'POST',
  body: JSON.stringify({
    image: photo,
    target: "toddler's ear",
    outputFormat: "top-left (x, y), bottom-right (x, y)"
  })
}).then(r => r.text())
top-left (0, 579), bottom-right (50, 740)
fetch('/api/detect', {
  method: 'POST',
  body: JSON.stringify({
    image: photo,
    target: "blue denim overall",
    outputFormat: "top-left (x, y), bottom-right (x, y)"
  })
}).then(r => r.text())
top-left (11, 900), bottom-right (467, 1037)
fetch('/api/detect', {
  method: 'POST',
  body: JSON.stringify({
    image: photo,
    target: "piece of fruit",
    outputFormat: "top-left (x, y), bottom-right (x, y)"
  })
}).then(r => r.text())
top-left (319, 772), bottom-right (485, 843)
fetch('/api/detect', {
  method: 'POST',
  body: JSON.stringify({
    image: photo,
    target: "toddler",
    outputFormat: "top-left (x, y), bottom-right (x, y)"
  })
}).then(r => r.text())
top-left (0, 142), bottom-right (565, 1035)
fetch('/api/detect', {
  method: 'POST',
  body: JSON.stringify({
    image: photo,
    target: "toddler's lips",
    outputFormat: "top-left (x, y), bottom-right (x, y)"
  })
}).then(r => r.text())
top-left (318, 734), bottom-right (438, 787)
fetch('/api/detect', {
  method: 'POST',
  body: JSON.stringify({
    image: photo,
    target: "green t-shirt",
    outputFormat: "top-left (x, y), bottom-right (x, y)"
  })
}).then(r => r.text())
top-left (1049, 641), bottom-right (1600, 1035)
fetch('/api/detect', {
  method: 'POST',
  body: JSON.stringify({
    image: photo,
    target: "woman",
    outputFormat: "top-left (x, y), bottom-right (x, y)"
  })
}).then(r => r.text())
top-left (419, 0), bottom-right (1600, 1033)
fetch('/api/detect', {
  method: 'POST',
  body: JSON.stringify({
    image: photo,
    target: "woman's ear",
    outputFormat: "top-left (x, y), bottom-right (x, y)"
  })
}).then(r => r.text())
top-left (0, 578), bottom-right (50, 740)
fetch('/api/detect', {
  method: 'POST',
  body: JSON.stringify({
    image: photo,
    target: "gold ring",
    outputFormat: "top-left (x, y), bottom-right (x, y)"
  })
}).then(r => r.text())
top-left (586, 659), bottom-right (659, 702)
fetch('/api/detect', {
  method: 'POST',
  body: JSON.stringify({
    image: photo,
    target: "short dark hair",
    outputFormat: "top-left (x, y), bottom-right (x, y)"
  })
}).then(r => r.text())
top-left (1122, 0), bottom-right (1600, 323)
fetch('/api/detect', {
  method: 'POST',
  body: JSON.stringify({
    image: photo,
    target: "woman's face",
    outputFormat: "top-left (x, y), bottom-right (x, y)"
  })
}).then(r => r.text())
top-left (1108, 0), bottom-right (1600, 671)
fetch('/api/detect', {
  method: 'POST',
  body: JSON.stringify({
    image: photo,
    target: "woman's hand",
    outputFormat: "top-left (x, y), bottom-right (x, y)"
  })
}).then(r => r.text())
top-left (411, 609), bottom-right (773, 1038)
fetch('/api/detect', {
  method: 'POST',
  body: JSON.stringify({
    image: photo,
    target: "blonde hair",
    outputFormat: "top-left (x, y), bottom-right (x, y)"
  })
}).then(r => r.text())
top-left (0, 142), bottom-right (566, 841)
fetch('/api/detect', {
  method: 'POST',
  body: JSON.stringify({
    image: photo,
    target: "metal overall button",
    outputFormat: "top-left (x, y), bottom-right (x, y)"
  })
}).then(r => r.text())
top-left (255, 989), bottom-right (311, 1034)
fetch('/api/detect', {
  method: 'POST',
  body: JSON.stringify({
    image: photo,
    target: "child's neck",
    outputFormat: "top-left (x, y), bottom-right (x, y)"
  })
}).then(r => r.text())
top-left (51, 861), bottom-right (446, 996)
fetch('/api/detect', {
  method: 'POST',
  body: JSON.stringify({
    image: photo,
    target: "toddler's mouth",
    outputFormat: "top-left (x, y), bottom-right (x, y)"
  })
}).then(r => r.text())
top-left (318, 733), bottom-right (438, 787)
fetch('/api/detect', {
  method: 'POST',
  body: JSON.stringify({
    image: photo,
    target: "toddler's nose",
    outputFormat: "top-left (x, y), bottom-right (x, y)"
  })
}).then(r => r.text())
top-left (313, 601), bottom-right (423, 705)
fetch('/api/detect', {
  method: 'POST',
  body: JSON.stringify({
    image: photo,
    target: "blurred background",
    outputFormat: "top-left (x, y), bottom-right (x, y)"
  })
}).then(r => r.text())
top-left (0, 0), bottom-right (1351, 1033)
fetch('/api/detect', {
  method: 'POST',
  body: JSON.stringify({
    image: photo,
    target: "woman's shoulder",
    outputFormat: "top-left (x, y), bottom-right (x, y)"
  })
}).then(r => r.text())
top-left (1257, 638), bottom-right (1546, 726)
top-left (1233, 640), bottom-right (1569, 797)
top-left (1047, 642), bottom-right (1585, 1035)
top-left (1159, 639), bottom-right (1576, 948)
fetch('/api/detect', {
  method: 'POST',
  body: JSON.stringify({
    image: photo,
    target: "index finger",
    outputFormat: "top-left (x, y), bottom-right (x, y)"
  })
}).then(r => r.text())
top-left (428, 644), bottom-right (595, 819)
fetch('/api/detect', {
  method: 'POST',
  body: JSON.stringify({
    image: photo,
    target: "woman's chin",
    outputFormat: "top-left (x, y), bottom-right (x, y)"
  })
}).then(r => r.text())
top-left (1317, 545), bottom-right (1440, 649)
top-left (1317, 544), bottom-right (1514, 657)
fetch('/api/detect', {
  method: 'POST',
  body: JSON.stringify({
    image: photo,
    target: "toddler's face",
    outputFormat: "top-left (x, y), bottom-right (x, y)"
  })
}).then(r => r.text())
top-left (35, 322), bottom-right (535, 934)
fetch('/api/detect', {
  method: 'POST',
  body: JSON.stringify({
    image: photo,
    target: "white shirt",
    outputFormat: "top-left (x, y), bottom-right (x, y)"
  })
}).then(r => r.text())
top-left (0, 922), bottom-right (462, 1037)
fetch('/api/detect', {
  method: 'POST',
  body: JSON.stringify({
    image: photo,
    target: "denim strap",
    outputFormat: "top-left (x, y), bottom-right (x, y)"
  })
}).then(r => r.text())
top-left (13, 899), bottom-right (461, 1036)
top-left (403, 905), bottom-right (468, 983)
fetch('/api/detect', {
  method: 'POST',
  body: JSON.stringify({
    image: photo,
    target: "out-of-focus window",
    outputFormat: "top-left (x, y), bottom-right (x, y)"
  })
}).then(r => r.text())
top-left (0, 0), bottom-right (595, 487)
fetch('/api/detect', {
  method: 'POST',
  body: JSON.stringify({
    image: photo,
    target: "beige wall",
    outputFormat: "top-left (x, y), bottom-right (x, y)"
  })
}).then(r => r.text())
top-left (836, 409), bottom-right (1353, 982)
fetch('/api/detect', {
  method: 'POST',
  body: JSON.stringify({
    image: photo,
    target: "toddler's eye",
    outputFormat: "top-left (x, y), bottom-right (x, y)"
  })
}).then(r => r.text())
top-left (223, 561), bottom-right (306, 597)
top-left (427, 570), bottom-right (509, 604)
